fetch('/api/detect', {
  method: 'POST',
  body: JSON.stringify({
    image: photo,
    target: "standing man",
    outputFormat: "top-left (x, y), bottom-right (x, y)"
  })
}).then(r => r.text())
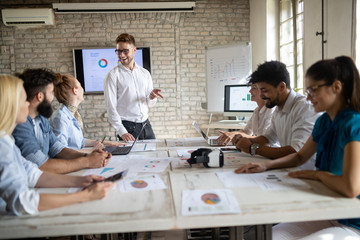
top-left (13, 68), bottom-right (111, 174)
top-left (232, 61), bottom-right (321, 170)
top-left (104, 33), bottom-right (163, 142)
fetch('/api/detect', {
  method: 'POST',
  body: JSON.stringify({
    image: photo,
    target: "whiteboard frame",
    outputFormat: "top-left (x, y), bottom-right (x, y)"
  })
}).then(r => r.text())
top-left (205, 42), bottom-right (252, 113)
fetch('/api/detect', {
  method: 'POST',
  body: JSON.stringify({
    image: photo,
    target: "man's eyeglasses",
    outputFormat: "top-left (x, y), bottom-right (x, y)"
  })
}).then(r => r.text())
top-left (115, 49), bottom-right (130, 54)
top-left (306, 83), bottom-right (330, 97)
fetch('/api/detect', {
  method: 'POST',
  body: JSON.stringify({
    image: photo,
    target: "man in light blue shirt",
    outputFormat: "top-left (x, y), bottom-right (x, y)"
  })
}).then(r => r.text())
top-left (12, 68), bottom-right (111, 174)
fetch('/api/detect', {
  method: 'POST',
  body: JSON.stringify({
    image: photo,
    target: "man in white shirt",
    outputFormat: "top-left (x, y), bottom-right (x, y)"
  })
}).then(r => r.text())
top-left (104, 33), bottom-right (163, 142)
top-left (233, 61), bottom-right (321, 170)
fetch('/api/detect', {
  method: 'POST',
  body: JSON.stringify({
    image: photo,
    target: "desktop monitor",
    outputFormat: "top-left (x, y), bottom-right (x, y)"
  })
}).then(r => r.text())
top-left (73, 47), bottom-right (151, 94)
top-left (224, 84), bottom-right (257, 120)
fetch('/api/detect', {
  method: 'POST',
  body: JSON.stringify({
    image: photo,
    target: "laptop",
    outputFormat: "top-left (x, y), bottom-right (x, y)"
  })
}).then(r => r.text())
top-left (104, 123), bottom-right (147, 155)
top-left (192, 121), bottom-right (219, 146)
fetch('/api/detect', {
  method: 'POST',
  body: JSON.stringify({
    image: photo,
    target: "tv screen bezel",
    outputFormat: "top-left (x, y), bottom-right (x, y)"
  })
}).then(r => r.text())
top-left (73, 47), bottom-right (151, 94)
top-left (224, 84), bottom-right (257, 113)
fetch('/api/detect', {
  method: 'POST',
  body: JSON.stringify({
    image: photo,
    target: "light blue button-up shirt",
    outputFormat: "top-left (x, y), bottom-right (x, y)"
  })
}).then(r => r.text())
top-left (12, 115), bottom-right (65, 167)
top-left (0, 133), bottom-right (42, 215)
top-left (50, 104), bottom-right (85, 150)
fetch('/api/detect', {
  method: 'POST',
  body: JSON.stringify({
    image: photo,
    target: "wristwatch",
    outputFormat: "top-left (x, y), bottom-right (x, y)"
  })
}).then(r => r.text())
top-left (250, 143), bottom-right (260, 156)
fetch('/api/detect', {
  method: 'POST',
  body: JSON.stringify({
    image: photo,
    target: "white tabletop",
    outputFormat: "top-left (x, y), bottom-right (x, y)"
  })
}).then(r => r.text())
top-left (169, 169), bottom-right (360, 229)
top-left (1, 138), bottom-right (360, 239)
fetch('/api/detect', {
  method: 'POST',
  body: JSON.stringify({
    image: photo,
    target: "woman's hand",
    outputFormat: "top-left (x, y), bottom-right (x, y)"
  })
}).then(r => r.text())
top-left (82, 181), bottom-right (114, 200)
top-left (77, 175), bottom-right (106, 188)
top-left (234, 162), bottom-right (267, 174)
top-left (288, 170), bottom-right (321, 180)
top-left (103, 140), bottom-right (127, 147)
top-left (92, 141), bottom-right (105, 151)
top-left (216, 131), bottom-right (238, 146)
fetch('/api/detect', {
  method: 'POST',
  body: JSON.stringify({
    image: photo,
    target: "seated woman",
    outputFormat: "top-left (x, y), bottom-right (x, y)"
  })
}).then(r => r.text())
top-left (50, 73), bottom-right (124, 150)
top-left (0, 74), bottom-right (114, 216)
top-left (216, 83), bottom-right (275, 145)
top-left (235, 56), bottom-right (360, 239)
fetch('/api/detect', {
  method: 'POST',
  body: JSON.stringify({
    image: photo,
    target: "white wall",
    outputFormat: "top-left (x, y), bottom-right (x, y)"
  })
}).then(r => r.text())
top-left (304, 0), bottom-right (353, 77)
top-left (250, 0), bottom-right (279, 71)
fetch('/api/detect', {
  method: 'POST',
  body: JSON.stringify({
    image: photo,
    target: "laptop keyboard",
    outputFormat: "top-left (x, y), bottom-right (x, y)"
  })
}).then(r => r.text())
top-left (111, 146), bottom-right (131, 154)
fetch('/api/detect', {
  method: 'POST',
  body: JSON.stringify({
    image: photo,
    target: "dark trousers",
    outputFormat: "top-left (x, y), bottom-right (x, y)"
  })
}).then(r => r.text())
top-left (118, 119), bottom-right (156, 140)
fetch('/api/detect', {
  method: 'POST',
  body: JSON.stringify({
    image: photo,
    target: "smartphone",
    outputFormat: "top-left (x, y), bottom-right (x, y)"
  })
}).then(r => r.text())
top-left (104, 169), bottom-right (128, 182)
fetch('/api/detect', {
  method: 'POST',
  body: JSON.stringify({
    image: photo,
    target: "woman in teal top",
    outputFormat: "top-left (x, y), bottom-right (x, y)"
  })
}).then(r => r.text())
top-left (235, 56), bottom-right (360, 239)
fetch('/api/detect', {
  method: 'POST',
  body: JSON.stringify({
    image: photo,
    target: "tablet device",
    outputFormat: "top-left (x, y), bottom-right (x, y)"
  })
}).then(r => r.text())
top-left (104, 169), bottom-right (128, 182)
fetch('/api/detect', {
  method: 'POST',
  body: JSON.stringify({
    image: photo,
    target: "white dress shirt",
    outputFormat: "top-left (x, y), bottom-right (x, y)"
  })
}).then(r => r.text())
top-left (104, 63), bottom-right (157, 136)
top-left (243, 105), bottom-right (275, 137)
top-left (263, 90), bottom-right (322, 170)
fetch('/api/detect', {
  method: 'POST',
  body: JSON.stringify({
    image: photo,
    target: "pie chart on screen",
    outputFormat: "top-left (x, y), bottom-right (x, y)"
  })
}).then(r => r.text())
top-left (98, 59), bottom-right (108, 68)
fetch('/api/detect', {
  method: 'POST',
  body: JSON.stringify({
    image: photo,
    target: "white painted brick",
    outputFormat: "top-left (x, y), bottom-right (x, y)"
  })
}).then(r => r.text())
top-left (1, 0), bottom-right (249, 139)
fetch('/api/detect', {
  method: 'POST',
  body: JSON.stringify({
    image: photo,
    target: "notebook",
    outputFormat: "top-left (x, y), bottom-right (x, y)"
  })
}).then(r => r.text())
top-left (192, 121), bottom-right (219, 146)
top-left (104, 123), bottom-right (147, 155)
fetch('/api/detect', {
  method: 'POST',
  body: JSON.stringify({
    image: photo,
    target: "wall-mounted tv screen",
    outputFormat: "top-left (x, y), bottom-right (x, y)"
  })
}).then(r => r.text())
top-left (224, 84), bottom-right (257, 119)
top-left (73, 47), bottom-right (151, 94)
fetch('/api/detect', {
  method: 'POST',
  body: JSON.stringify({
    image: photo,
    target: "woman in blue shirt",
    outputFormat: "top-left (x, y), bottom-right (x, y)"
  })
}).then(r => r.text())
top-left (235, 56), bottom-right (360, 239)
top-left (50, 73), bottom-right (124, 150)
top-left (0, 74), bottom-right (114, 215)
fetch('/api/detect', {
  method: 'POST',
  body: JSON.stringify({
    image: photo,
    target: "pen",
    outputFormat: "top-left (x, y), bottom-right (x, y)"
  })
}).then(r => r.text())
top-left (101, 136), bottom-right (106, 143)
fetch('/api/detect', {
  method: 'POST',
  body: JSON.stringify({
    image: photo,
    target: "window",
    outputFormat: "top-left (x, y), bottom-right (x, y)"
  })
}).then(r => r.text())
top-left (279, 0), bottom-right (304, 91)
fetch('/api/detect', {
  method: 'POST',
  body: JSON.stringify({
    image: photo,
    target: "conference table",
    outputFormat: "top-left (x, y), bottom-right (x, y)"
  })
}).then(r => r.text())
top-left (1, 138), bottom-right (360, 240)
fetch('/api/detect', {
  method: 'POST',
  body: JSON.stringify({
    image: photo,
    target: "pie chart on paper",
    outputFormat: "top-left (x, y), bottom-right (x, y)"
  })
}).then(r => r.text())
top-left (201, 193), bottom-right (221, 205)
top-left (131, 180), bottom-right (148, 189)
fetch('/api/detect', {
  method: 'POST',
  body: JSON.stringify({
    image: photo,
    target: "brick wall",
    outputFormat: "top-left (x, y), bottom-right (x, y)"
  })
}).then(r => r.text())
top-left (0, 0), bottom-right (250, 140)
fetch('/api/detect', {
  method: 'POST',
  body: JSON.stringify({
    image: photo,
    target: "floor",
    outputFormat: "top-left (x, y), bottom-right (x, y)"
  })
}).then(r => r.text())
top-left (17, 227), bottom-right (258, 240)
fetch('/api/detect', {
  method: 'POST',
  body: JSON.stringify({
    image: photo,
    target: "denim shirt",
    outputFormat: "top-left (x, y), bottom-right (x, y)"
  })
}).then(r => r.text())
top-left (50, 104), bottom-right (85, 150)
top-left (12, 115), bottom-right (65, 167)
top-left (0, 133), bottom-right (42, 215)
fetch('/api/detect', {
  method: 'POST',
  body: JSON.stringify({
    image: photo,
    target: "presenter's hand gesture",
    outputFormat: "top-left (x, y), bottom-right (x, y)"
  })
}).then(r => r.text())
top-left (121, 133), bottom-right (135, 142)
top-left (150, 88), bottom-right (164, 100)
top-left (87, 149), bottom-right (111, 168)
top-left (234, 162), bottom-right (267, 174)
top-left (82, 181), bottom-right (114, 200)
top-left (217, 130), bottom-right (237, 145)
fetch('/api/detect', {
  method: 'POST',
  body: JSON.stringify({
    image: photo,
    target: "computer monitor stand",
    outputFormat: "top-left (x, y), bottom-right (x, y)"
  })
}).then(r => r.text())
top-left (236, 116), bottom-right (245, 121)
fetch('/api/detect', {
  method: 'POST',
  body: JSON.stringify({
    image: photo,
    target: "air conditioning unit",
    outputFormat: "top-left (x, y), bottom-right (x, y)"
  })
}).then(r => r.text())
top-left (1, 8), bottom-right (54, 27)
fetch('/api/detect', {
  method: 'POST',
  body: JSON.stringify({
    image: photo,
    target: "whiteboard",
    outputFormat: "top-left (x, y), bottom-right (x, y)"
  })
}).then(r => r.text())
top-left (206, 43), bottom-right (252, 112)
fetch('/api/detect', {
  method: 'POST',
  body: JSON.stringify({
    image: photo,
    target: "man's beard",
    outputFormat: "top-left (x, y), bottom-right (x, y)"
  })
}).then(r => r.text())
top-left (37, 98), bottom-right (53, 118)
top-left (265, 100), bottom-right (277, 109)
top-left (264, 93), bottom-right (280, 109)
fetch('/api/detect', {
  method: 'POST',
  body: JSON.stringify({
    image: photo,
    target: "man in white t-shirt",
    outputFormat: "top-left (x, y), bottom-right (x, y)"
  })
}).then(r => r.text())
top-left (233, 61), bottom-right (321, 170)
top-left (104, 33), bottom-right (163, 142)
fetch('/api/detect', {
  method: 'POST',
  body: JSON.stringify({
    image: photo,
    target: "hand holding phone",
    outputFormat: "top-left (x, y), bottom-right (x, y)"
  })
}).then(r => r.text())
top-left (104, 169), bottom-right (128, 182)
